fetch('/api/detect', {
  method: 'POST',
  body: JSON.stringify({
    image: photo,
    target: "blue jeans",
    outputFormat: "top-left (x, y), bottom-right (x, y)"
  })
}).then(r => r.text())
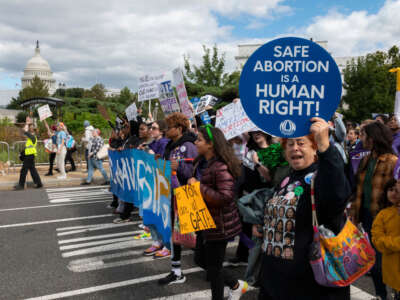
top-left (147, 224), bottom-right (162, 243)
top-left (245, 237), bottom-right (263, 285)
top-left (86, 158), bottom-right (109, 183)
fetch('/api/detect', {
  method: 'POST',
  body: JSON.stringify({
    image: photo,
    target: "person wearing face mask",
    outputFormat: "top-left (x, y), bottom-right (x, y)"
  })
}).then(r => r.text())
top-left (253, 117), bottom-right (352, 300)
top-left (239, 131), bottom-right (273, 191)
top-left (372, 179), bottom-right (400, 300)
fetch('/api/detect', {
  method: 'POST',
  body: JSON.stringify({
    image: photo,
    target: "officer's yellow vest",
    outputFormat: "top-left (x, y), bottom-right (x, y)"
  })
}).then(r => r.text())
top-left (25, 137), bottom-right (37, 156)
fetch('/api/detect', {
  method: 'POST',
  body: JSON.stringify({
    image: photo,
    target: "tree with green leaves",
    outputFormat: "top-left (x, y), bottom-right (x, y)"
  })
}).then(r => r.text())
top-left (19, 75), bottom-right (49, 101)
top-left (119, 86), bottom-right (133, 105)
top-left (6, 97), bottom-right (21, 109)
top-left (183, 45), bottom-right (240, 102)
top-left (86, 83), bottom-right (106, 100)
top-left (184, 45), bottom-right (225, 87)
top-left (341, 46), bottom-right (400, 121)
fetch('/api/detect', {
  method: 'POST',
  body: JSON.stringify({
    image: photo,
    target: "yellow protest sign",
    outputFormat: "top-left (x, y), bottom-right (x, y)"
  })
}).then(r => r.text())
top-left (174, 181), bottom-right (216, 234)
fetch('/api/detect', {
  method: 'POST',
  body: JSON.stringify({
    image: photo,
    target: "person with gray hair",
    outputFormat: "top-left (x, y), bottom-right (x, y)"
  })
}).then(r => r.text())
top-left (82, 120), bottom-right (94, 171)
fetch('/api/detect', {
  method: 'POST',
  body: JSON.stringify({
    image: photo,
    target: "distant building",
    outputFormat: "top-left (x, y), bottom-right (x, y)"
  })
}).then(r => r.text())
top-left (21, 41), bottom-right (56, 95)
top-left (0, 108), bottom-right (21, 122)
top-left (105, 88), bottom-right (121, 97)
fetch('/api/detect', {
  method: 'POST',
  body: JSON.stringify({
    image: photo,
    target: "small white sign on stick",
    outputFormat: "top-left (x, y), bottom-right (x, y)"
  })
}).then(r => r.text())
top-left (138, 74), bottom-right (165, 102)
top-left (38, 104), bottom-right (53, 121)
top-left (125, 103), bottom-right (138, 121)
top-left (215, 100), bottom-right (257, 140)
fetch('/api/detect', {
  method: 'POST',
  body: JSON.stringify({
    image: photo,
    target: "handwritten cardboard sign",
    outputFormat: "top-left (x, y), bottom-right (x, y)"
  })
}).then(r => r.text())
top-left (138, 74), bottom-right (165, 102)
top-left (174, 182), bottom-right (216, 234)
top-left (215, 100), bottom-right (257, 140)
top-left (37, 104), bottom-right (52, 121)
top-left (125, 103), bottom-right (138, 121)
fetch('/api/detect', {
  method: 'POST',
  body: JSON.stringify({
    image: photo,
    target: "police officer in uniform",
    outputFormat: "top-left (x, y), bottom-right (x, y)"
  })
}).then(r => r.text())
top-left (14, 118), bottom-right (43, 190)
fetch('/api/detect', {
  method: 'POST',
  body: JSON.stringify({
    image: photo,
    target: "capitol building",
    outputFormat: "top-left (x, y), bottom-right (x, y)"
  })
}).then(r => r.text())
top-left (21, 41), bottom-right (56, 95)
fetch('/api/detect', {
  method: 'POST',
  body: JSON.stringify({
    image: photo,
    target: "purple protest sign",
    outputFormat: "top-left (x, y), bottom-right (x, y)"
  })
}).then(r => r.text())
top-left (394, 158), bottom-right (400, 180)
top-left (159, 80), bottom-right (180, 115)
top-left (349, 149), bottom-right (370, 175)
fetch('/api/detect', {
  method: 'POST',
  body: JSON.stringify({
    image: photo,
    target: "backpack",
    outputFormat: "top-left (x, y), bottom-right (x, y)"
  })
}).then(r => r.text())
top-left (66, 134), bottom-right (75, 149)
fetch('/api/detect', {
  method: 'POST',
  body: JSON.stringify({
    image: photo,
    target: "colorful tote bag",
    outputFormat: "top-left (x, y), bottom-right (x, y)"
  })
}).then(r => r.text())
top-left (172, 213), bottom-right (196, 248)
top-left (309, 174), bottom-right (376, 287)
top-left (172, 197), bottom-right (196, 249)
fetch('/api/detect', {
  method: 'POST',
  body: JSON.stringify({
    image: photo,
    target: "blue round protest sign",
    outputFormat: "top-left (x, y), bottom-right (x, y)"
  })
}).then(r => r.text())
top-left (239, 37), bottom-right (342, 138)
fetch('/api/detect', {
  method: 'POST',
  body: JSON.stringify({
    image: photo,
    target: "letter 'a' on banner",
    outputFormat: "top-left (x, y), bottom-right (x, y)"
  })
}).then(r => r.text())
top-left (108, 149), bottom-right (172, 245)
top-left (174, 182), bottom-right (216, 234)
top-left (239, 37), bottom-right (342, 138)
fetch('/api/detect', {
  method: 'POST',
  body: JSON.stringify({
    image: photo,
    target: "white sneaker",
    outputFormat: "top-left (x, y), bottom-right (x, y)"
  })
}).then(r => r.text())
top-left (113, 217), bottom-right (131, 224)
top-left (57, 175), bottom-right (67, 180)
top-left (228, 280), bottom-right (248, 300)
top-left (138, 223), bottom-right (145, 229)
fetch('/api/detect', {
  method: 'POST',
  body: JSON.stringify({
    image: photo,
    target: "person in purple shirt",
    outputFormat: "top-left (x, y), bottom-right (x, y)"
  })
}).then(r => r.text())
top-left (141, 120), bottom-right (170, 257)
top-left (157, 113), bottom-right (198, 285)
top-left (148, 120), bottom-right (169, 156)
top-left (387, 114), bottom-right (400, 156)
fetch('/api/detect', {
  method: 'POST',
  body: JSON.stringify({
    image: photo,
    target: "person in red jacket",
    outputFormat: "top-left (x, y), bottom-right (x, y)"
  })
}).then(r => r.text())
top-left (188, 125), bottom-right (248, 300)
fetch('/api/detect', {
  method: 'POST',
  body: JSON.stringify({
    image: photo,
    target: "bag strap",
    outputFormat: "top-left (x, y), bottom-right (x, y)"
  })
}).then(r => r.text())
top-left (310, 171), bottom-right (319, 229)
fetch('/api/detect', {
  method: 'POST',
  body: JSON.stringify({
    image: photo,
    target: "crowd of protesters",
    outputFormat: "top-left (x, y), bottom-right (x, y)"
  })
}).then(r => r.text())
top-left (14, 104), bottom-right (400, 300)
top-left (98, 105), bottom-right (400, 300)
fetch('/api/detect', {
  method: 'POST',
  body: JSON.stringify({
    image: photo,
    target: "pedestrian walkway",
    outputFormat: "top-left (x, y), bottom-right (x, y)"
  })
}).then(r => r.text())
top-left (0, 163), bottom-right (110, 190)
top-left (21, 186), bottom-right (377, 300)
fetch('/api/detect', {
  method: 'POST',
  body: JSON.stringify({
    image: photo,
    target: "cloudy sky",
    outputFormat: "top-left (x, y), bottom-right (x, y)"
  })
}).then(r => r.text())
top-left (0, 0), bottom-right (399, 93)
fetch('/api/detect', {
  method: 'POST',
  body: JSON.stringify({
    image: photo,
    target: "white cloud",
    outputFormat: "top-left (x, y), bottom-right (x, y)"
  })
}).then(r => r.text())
top-left (300, 0), bottom-right (400, 56)
top-left (1, 0), bottom-right (398, 95)
top-left (0, 0), bottom-right (289, 91)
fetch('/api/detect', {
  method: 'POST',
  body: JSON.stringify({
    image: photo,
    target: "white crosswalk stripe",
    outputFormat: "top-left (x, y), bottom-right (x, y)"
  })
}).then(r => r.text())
top-left (49, 189), bottom-right (160, 270)
top-left (46, 186), bottom-right (113, 204)
top-left (41, 186), bottom-right (377, 300)
top-left (58, 230), bottom-right (140, 244)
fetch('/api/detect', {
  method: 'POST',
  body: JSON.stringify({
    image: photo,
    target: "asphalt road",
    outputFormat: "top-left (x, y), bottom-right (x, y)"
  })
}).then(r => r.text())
top-left (0, 186), bottom-right (377, 300)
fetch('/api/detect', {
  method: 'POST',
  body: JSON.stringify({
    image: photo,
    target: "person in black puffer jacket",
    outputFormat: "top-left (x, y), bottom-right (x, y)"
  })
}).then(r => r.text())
top-left (189, 126), bottom-right (248, 300)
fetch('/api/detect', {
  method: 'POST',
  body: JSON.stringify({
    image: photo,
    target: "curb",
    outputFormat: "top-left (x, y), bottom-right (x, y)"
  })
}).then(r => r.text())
top-left (0, 176), bottom-right (109, 191)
